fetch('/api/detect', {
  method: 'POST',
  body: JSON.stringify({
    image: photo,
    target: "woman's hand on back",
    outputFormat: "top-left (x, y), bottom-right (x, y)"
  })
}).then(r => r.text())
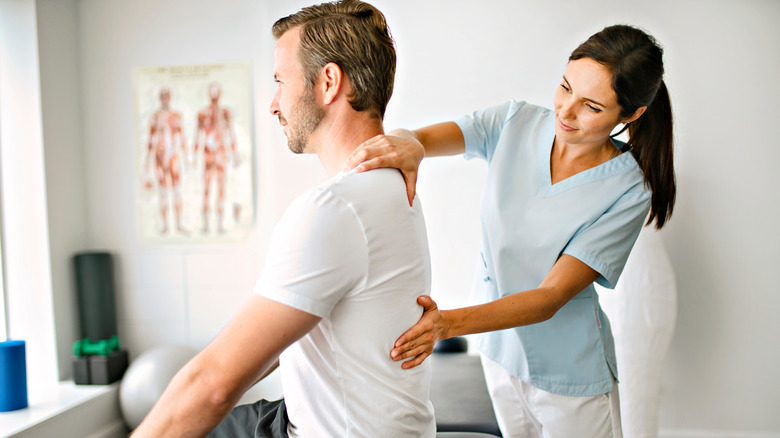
top-left (391, 295), bottom-right (449, 369)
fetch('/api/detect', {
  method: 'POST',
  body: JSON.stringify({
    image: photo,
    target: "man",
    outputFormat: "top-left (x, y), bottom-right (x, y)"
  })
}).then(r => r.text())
top-left (144, 87), bottom-right (188, 235)
top-left (193, 82), bottom-right (238, 234)
top-left (131, 1), bottom-right (435, 437)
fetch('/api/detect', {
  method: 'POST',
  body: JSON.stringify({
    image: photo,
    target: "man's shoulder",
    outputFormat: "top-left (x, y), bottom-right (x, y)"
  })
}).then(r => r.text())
top-left (283, 168), bottom-right (408, 226)
top-left (323, 168), bottom-right (407, 207)
top-left (326, 167), bottom-right (403, 191)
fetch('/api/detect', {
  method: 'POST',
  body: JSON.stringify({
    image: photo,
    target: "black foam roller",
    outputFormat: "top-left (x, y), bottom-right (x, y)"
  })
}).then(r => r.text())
top-left (73, 252), bottom-right (118, 340)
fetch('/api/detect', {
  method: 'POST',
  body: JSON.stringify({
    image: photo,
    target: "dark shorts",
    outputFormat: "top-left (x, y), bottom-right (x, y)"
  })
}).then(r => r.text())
top-left (207, 398), bottom-right (289, 438)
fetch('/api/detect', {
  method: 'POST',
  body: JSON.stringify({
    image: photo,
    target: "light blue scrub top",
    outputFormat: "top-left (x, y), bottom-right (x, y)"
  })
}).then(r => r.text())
top-left (456, 100), bottom-right (651, 396)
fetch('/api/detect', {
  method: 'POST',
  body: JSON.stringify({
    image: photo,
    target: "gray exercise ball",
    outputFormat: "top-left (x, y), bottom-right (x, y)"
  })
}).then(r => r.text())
top-left (119, 344), bottom-right (198, 429)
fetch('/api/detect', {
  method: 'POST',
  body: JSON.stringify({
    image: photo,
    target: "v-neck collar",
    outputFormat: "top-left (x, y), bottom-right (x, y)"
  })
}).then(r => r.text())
top-left (538, 119), bottom-right (635, 196)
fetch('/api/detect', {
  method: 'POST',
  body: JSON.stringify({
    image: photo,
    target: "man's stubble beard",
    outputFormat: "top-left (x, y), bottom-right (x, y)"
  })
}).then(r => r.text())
top-left (287, 88), bottom-right (325, 154)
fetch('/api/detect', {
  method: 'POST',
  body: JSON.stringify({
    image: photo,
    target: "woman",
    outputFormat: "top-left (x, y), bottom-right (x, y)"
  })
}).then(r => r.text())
top-left (346, 24), bottom-right (676, 437)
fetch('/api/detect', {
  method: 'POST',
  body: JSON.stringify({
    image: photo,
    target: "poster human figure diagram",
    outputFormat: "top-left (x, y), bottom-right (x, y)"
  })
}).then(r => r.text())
top-left (134, 63), bottom-right (254, 244)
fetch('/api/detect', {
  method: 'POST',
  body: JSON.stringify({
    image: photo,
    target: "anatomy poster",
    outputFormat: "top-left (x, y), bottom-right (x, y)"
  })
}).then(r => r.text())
top-left (133, 63), bottom-right (254, 244)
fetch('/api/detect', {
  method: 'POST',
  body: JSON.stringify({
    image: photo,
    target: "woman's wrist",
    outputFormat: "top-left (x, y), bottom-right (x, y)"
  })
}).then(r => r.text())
top-left (438, 309), bottom-right (455, 340)
top-left (387, 128), bottom-right (417, 141)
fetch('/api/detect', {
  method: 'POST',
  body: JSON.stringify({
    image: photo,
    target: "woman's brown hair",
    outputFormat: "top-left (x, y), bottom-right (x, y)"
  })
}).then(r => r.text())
top-left (571, 24), bottom-right (676, 229)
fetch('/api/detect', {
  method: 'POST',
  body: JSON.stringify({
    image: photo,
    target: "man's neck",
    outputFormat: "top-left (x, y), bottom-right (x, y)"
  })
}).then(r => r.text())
top-left (315, 112), bottom-right (384, 178)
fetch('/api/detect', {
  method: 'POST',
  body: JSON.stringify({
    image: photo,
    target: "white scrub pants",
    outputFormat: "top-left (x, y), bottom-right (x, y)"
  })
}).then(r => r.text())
top-left (481, 355), bottom-right (623, 438)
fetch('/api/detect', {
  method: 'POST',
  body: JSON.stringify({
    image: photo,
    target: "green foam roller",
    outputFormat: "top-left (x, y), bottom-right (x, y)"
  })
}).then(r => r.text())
top-left (74, 252), bottom-right (118, 340)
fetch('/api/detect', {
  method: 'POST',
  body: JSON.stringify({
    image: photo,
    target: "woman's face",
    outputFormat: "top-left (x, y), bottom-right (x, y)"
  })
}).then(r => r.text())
top-left (553, 58), bottom-right (625, 148)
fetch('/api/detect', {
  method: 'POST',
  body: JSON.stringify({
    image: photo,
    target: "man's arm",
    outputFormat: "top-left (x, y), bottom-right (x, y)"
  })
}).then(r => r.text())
top-left (131, 294), bottom-right (320, 438)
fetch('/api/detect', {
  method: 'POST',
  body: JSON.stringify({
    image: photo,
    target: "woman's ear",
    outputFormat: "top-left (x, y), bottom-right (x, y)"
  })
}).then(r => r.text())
top-left (622, 105), bottom-right (647, 124)
top-left (320, 62), bottom-right (342, 105)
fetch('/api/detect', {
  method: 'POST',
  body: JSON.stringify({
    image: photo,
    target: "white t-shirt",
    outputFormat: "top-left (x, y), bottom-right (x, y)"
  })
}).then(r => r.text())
top-left (254, 168), bottom-right (436, 438)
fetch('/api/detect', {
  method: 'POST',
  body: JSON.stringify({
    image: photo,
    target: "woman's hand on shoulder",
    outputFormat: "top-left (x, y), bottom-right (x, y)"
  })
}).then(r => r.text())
top-left (346, 129), bottom-right (425, 206)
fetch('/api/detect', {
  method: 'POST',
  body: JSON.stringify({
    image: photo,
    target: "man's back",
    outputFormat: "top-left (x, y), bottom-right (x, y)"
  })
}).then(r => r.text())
top-left (254, 168), bottom-right (435, 437)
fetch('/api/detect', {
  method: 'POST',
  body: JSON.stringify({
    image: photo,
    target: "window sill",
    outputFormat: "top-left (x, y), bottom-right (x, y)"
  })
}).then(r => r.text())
top-left (0, 380), bottom-right (126, 438)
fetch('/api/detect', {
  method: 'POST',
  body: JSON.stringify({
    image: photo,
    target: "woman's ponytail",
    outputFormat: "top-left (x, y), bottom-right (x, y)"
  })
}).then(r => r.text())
top-left (627, 80), bottom-right (676, 228)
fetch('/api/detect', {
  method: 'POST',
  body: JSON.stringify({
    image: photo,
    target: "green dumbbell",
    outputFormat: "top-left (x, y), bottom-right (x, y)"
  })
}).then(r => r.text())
top-left (73, 335), bottom-right (120, 357)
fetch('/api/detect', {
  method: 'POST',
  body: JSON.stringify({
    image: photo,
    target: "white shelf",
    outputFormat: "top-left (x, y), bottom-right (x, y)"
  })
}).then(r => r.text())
top-left (0, 381), bottom-right (124, 438)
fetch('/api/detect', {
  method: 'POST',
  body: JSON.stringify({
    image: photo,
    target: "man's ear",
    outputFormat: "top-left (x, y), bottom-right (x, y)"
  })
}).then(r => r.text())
top-left (320, 62), bottom-right (342, 105)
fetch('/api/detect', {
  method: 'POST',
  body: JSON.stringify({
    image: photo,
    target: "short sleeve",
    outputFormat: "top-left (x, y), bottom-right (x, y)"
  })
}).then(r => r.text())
top-left (456, 101), bottom-right (517, 162)
top-left (563, 187), bottom-right (651, 289)
top-left (253, 187), bottom-right (369, 318)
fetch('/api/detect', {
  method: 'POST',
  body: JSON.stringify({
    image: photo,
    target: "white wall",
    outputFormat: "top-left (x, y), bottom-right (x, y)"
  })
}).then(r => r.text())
top-left (73, 0), bottom-right (316, 357)
top-left (36, 0), bottom-right (90, 383)
top-left (35, 0), bottom-right (780, 434)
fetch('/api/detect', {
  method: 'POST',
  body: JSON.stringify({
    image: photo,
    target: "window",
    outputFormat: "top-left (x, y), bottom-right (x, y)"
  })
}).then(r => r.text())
top-left (0, 0), bottom-right (59, 383)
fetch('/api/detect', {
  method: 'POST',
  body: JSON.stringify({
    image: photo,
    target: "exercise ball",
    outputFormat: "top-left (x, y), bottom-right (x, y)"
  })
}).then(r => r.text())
top-left (119, 344), bottom-right (198, 429)
top-left (596, 226), bottom-right (677, 438)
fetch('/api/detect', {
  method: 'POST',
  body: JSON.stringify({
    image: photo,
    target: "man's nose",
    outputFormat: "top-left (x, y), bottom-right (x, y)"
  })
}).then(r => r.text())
top-left (270, 90), bottom-right (281, 116)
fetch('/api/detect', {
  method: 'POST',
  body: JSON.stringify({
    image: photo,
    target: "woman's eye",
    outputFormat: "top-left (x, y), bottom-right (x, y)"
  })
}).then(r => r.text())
top-left (587, 104), bottom-right (602, 113)
top-left (560, 83), bottom-right (570, 93)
